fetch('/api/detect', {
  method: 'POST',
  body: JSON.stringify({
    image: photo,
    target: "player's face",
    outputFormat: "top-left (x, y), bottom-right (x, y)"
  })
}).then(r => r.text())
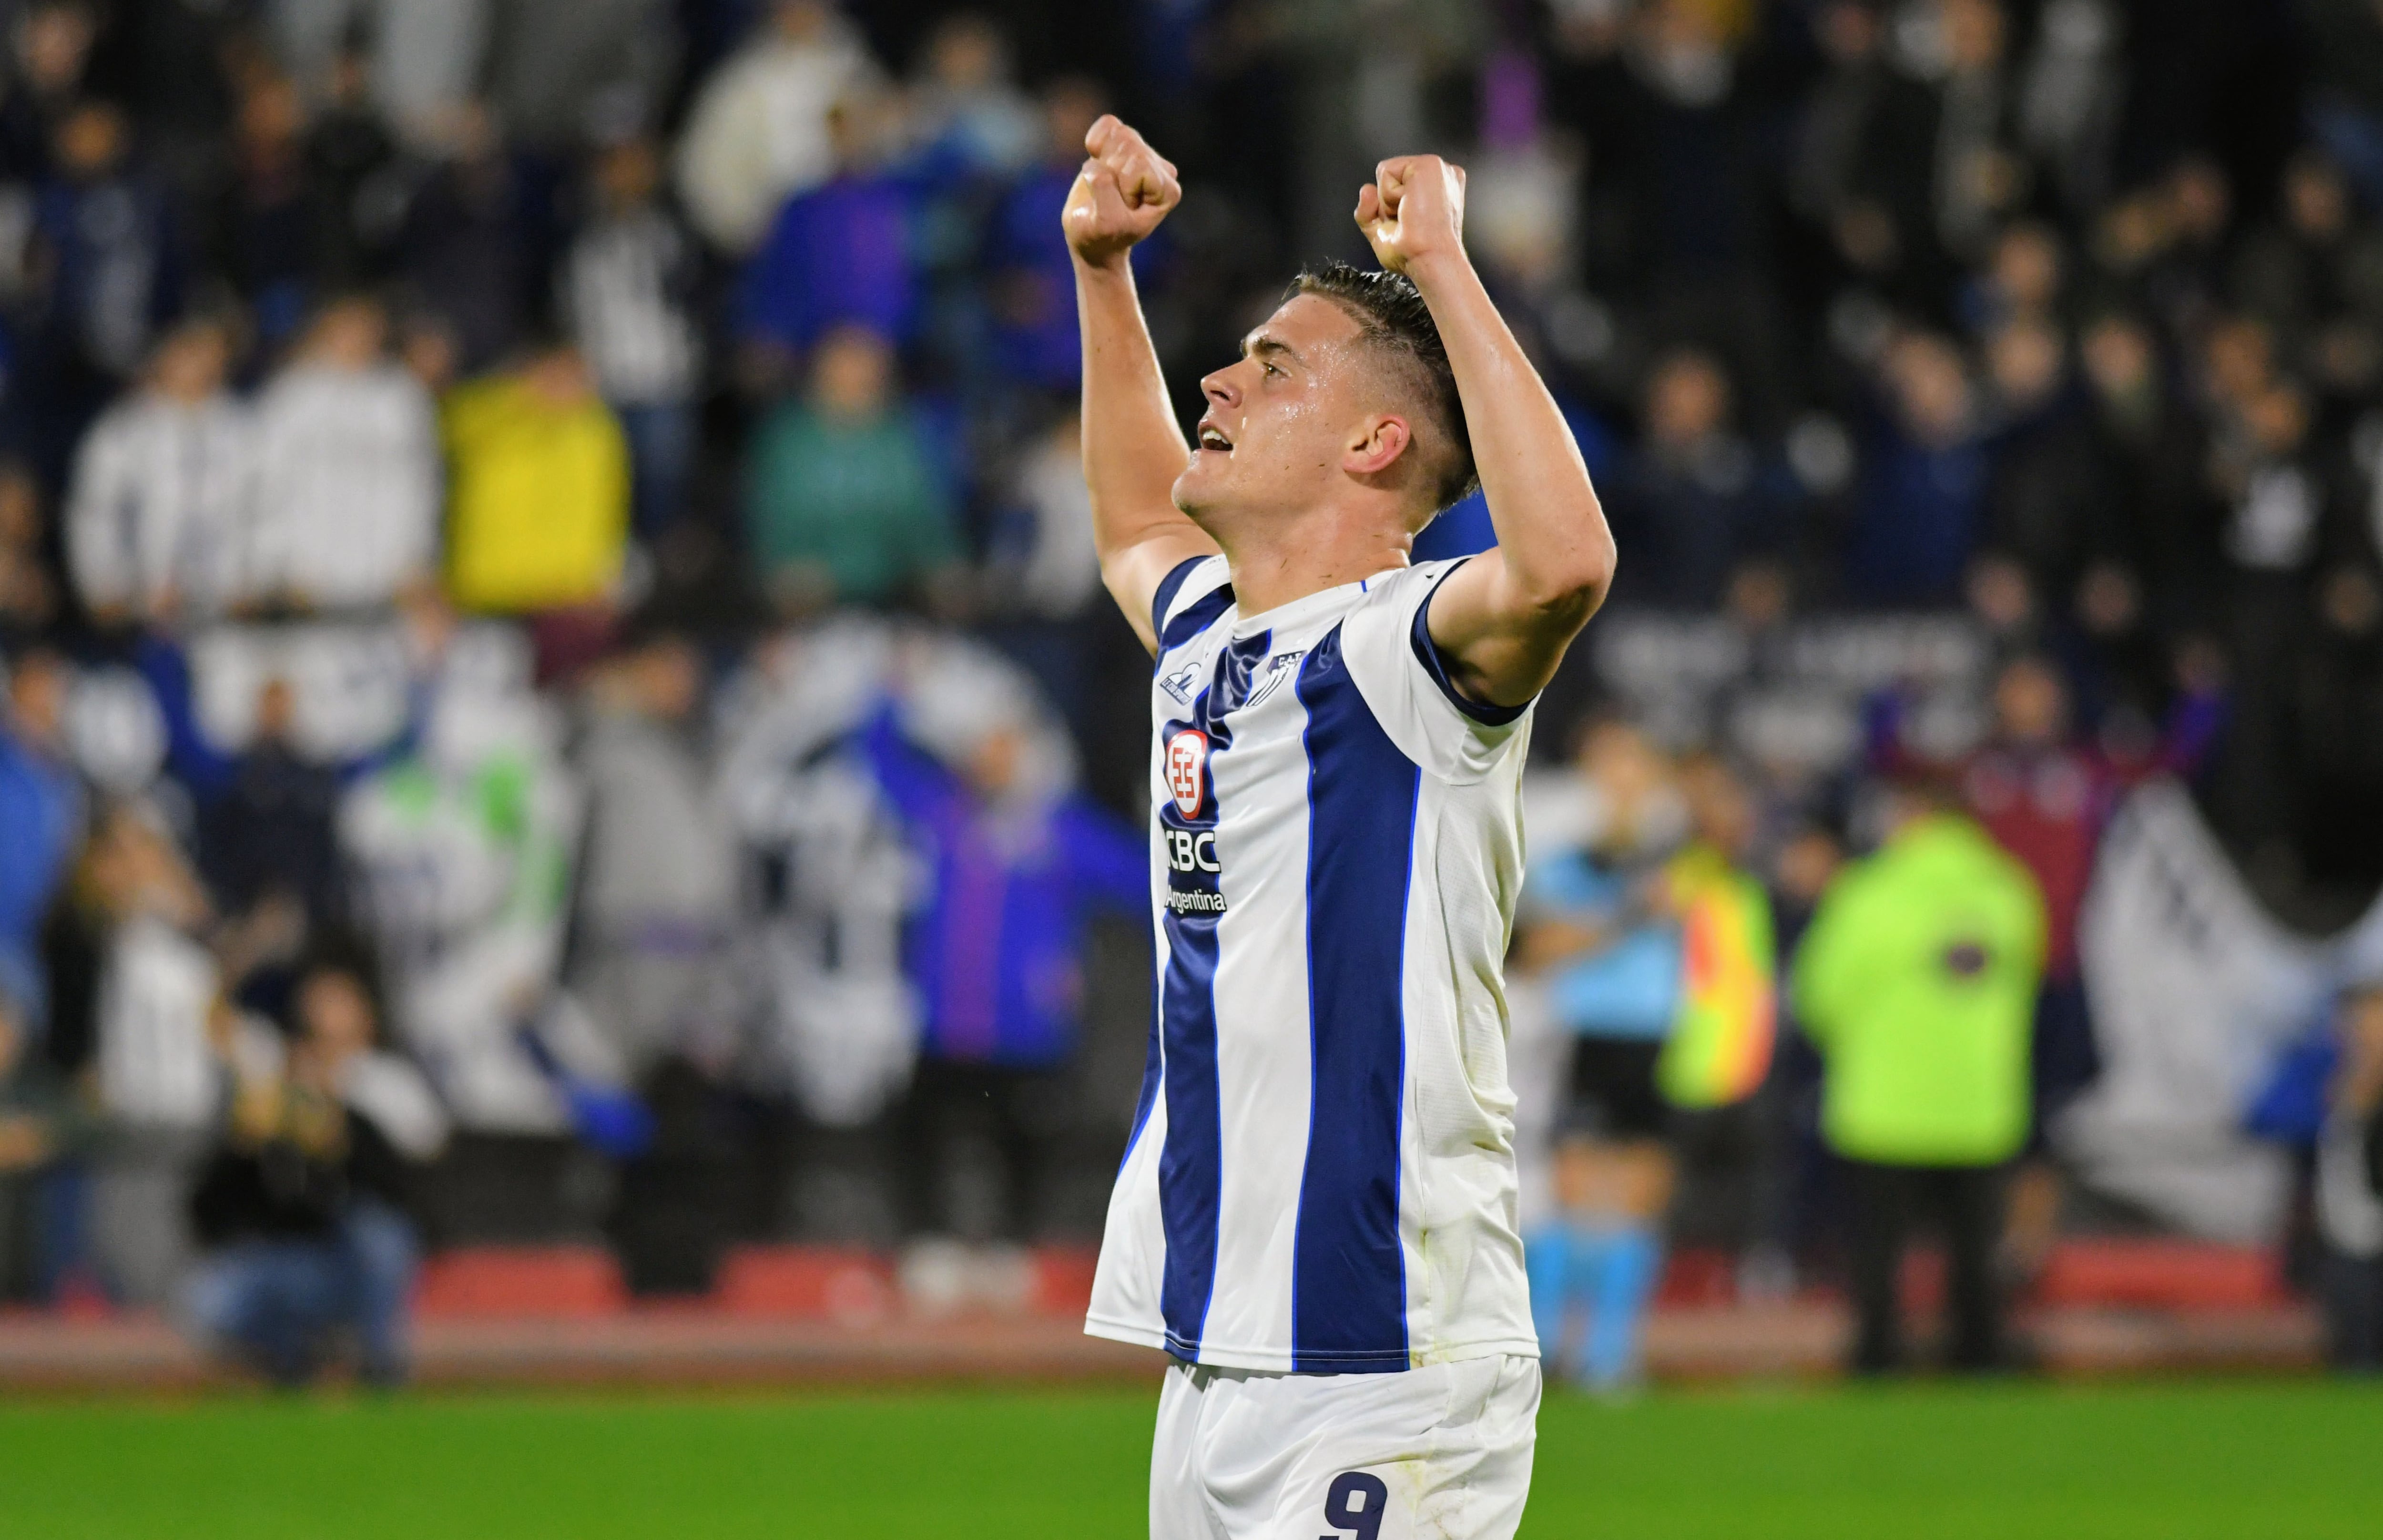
top-left (1173, 295), bottom-right (1373, 533)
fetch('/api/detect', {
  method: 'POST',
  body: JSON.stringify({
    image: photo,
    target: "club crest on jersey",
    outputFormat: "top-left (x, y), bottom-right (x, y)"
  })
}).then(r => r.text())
top-left (1165, 729), bottom-right (1209, 817)
top-left (1241, 650), bottom-right (1306, 710)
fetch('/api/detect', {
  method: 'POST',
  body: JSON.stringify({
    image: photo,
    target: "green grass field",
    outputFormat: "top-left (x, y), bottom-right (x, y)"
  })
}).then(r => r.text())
top-left (2, 1380), bottom-right (2378, 1538)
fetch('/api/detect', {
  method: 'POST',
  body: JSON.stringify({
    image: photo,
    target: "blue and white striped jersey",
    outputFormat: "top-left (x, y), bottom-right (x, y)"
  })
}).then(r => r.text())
top-left (1086, 556), bottom-right (1540, 1374)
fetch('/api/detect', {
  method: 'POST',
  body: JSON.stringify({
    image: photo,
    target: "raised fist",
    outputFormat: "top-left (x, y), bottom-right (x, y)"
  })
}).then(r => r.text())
top-left (1063, 115), bottom-right (1181, 269)
top-left (1355, 155), bottom-right (1468, 275)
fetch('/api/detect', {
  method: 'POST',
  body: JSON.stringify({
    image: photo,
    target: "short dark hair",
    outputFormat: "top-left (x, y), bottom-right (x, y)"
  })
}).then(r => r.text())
top-left (1289, 261), bottom-right (1478, 514)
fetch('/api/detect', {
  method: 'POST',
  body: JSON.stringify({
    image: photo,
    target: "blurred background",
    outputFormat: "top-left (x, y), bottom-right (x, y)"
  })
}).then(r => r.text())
top-left (0, 0), bottom-right (2380, 1396)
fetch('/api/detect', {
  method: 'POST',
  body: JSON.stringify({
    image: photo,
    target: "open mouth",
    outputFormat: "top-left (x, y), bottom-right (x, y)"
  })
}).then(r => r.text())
top-left (1197, 421), bottom-right (1234, 452)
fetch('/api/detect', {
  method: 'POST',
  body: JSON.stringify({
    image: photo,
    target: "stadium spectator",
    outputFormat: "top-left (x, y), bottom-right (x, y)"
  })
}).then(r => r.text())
top-left (864, 649), bottom-right (1142, 1247)
top-left (0, 647), bottom-right (78, 1034)
top-left (567, 630), bottom-right (740, 1079)
top-left (299, 45), bottom-right (402, 290)
top-left (64, 316), bottom-right (254, 630)
top-left (744, 325), bottom-right (961, 615)
top-left (2318, 985), bottom-right (2383, 1370)
top-left (736, 95), bottom-right (917, 371)
top-left (1787, 0), bottom-right (1888, 247)
top-left (1558, 0), bottom-right (1786, 413)
top-left (980, 404), bottom-right (1103, 728)
top-left (0, 967), bottom-right (82, 1299)
top-left (563, 137), bottom-right (703, 539)
top-left (901, 14), bottom-right (1040, 179)
top-left (2102, 157), bottom-right (2236, 342)
top-left (985, 406), bottom-right (1100, 623)
top-left (72, 800), bottom-right (222, 1306)
top-left (1977, 316), bottom-right (2100, 609)
top-left (243, 295), bottom-right (440, 612)
top-left (195, 677), bottom-right (344, 992)
top-left (2291, 560), bottom-right (2383, 888)
top-left (981, 77), bottom-right (1110, 395)
top-left (33, 94), bottom-right (183, 398)
top-left (184, 945), bottom-right (448, 1386)
top-left (440, 340), bottom-right (631, 619)
top-left (2206, 381), bottom-right (2335, 855)
top-left (717, 618), bottom-right (926, 1235)
top-left (201, 73), bottom-right (323, 348)
top-left (675, 0), bottom-right (883, 255)
top-left (2303, 0), bottom-right (2383, 209)
top-left (2073, 311), bottom-right (2215, 632)
top-left (0, 1), bottom-right (97, 184)
top-left (1607, 348), bottom-right (1785, 608)
top-left (2230, 151), bottom-right (2383, 409)
top-left (396, 101), bottom-right (538, 374)
top-left (1791, 775), bottom-right (2046, 1374)
top-left (1845, 0), bottom-right (2025, 316)
top-left (1848, 331), bottom-right (1989, 605)
top-left (29, 98), bottom-right (183, 453)
top-left (1968, 222), bottom-right (2067, 337)
top-left (0, 467), bottom-right (60, 640)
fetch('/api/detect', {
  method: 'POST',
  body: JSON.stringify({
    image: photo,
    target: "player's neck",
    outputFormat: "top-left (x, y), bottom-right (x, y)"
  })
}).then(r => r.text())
top-left (1216, 510), bottom-right (1413, 618)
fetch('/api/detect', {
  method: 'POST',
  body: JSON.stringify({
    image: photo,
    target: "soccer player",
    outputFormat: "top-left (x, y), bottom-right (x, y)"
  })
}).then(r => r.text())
top-left (1067, 115), bottom-right (1616, 1539)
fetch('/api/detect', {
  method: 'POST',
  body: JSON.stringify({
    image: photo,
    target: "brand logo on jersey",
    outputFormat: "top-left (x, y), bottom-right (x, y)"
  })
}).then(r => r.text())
top-left (1164, 827), bottom-right (1221, 875)
top-left (1158, 661), bottom-right (1201, 705)
top-left (1165, 729), bottom-right (1209, 817)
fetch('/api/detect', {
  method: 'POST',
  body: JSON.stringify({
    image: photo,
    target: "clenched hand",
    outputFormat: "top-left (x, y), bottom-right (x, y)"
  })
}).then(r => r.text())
top-left (1064, 115), bottom-right (1181, 270)
top-left (1355, 154), bottom-right (1468, 275)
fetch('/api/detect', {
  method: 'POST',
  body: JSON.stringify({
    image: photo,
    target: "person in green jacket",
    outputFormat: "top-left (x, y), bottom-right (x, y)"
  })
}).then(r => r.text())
top-left (745, 325), bottom-right (965, 615)
top-left (1791, 776), bottom-right (2047, 1374)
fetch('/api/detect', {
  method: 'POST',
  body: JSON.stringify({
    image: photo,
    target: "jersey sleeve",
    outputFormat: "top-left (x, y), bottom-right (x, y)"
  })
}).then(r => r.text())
top-left (1151, 554), bottom-right (1234, 655)
top-left (1338, 558), bottom-right (1535, 785)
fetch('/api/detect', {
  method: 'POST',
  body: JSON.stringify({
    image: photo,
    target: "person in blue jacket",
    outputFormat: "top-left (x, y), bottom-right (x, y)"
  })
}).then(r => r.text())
top-left (0, 647), bottom-right (82, 1035)
top-left (862, 658), bottom-right (1145, 1242)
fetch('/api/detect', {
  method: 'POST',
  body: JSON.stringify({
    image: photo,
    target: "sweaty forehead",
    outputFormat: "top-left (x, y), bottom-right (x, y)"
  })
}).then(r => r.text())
top-left (1246, 293), bottom-right (1367, 360)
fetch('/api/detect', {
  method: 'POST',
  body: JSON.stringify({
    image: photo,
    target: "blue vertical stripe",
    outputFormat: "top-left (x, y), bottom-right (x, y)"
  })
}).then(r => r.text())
top-left (1155, 908), bottom-right (1222, 1357)
top-left (1291, 623), bottom-right (1420, 1372)
top-left (1153, 636), bottom-right (1264, 1360)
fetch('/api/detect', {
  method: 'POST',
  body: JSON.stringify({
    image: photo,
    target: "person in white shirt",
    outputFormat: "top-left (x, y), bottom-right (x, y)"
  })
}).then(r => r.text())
top-left (75, 800), bottom-right (222, 1307)
top-left (242, 295), bottom-right (440, 612)
top-left (674, 0), bottom-right (883, 255)
top-left (1068, 119), bottom-right (1616, 1539)
top-left (565, 138), bottom-right (703, 537)
top-left (992, 409), bottom-right (1102, 621)
top-left (66, 316), bottom-right (257, 629)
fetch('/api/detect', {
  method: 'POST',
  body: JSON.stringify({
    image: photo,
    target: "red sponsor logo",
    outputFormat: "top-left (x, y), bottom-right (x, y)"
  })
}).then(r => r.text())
top-left (1165, 729), bottom-right (1209, 818)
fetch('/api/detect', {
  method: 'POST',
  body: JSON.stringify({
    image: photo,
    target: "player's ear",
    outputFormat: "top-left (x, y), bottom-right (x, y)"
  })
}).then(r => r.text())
top-left (1344, 413), bottom-right (1411, 478)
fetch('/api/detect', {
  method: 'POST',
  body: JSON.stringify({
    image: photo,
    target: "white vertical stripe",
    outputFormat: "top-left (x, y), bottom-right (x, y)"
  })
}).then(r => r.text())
top-left (1088, 1084), bottom-right (1171, 1342)
top-left (1399, 769), bottom-right (1536, 1362)
top-left (1198, 678), bottom-right (1316, 1358)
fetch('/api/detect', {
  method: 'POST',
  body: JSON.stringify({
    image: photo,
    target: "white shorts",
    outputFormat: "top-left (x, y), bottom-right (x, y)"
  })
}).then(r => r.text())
top-left (1149, 1353), bottom-right (1540, 1540)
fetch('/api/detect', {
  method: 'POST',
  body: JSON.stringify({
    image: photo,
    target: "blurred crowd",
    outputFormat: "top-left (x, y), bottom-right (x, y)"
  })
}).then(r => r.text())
top-left (0, 0), bottom-right (2380, 1384)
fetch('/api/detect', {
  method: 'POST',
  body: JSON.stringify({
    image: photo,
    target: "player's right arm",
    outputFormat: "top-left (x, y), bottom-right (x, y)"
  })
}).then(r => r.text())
top-left (1065, 115), bottom-right (1219, 654)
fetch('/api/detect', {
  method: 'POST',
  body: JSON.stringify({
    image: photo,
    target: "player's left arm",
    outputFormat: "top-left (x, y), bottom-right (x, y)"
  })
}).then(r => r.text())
top-left (1357, 155), bottom-right (1617, 709)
